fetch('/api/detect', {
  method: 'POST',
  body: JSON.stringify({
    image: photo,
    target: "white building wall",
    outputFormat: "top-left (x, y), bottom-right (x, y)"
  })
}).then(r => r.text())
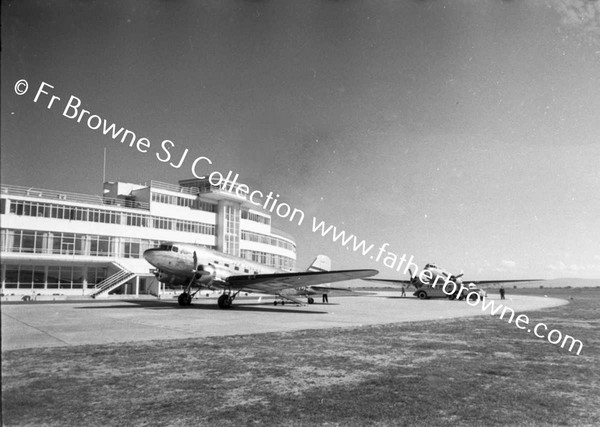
top-left (149, 203), bottom-right (216, 224)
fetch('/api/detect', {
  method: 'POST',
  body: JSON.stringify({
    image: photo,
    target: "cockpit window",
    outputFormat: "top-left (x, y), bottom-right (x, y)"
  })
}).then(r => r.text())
top-left (172, 246), bottom-right (178, 253)
top-left (160, 244), bottom-right (172, 251)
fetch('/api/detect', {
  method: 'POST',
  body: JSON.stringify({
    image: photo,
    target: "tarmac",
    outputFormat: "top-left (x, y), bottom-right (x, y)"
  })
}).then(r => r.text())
top-left (1, 292), bottom-right (569, 351)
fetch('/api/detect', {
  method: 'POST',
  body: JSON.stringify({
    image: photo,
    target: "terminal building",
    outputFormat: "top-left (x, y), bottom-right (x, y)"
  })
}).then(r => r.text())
top-left (0, 178), bottom-right (296, 300)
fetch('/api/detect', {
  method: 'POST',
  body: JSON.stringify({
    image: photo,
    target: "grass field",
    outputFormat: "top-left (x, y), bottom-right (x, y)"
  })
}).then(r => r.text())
top-left (2, 288), bottom-right (599, 426)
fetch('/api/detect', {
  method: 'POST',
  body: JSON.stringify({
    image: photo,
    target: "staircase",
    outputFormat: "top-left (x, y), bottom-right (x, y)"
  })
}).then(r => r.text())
top-left (90, 262), bottom-right (136, 298)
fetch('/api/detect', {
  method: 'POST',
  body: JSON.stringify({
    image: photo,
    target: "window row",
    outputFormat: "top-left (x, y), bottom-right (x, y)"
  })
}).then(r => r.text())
top-left (4, 199), bottom-right (215, 235)
top-left (241, 210), bottom-right (271, 225)
top-left (240, 249), bottom-right (295, 271)
top-left (9, 200), bottom-right (120, 224)
top-left (1, 229), bottom-right (162, 259)
top-left (241, 231), bottom-right (296, 252)
top-left (151, 192), bottom-right (216, 212)
top-left (3, 265), bottom-right (108, 289)
top-left (175, 219), bottom-right (213, 234)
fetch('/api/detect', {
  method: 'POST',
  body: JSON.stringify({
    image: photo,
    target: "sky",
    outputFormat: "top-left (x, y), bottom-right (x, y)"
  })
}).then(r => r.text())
top-left (2, 0), bottom-right (600, 280)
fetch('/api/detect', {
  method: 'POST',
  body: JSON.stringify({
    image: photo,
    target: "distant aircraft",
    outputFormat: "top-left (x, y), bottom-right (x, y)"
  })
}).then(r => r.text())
top-left (143, 243), bottom-right (377, 308)
top-left (364, 263), bottom-right (543, 300)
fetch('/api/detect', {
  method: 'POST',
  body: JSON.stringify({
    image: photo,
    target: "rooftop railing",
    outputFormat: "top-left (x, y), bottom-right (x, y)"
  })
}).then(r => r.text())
top-left (149, 180), bottom-right (199, 195)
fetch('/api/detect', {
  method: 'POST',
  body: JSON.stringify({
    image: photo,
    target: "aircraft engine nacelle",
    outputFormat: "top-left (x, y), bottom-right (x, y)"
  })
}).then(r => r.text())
top-left (156, 271), bottom-right (186, 286)
top-left (195, 264), bottom-right (216, 285)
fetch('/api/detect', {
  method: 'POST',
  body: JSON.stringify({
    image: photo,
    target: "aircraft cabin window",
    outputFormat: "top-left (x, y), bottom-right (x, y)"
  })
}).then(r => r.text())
top-left (172, 246), bottom-right (178, 252)
top-left (224, 263), bottom-right (229, 267)
top-left (234, 266), bottom-right (239, 271)
top-left (244, 269), bottom-right (249, 273)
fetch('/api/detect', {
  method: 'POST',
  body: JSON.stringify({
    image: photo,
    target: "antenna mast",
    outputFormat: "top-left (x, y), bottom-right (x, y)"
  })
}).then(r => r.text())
top-left (103, 147), bottom-right (107, 183)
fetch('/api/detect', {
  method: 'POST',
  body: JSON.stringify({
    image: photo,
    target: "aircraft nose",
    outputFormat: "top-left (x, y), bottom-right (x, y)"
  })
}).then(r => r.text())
top-left (143, 248), bottom-right (159, 266)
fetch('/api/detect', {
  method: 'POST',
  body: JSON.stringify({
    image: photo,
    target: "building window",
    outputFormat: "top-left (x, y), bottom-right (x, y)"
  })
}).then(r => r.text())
top-left (33, 266), bottom-right (45, 289)
top-left (241, 210), bottom-right (271, 225)
top-left (4, 265), bottom-right (19, 289)
top-left (47, 266), bottom-right (60, 289)
top-left (223, 204), bottom-right (240, 256)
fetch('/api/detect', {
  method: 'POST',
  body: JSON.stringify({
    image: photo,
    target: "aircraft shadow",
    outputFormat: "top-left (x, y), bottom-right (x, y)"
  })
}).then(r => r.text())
top-left (76, 300), bottom-right (327, 314)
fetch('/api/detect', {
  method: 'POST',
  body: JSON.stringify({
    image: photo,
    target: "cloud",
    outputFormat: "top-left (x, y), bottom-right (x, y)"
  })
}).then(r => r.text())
top-left (493, 259), bottom-right (518, 273)
top-left (501, 260), bottom-right (517, 268)
top-left (546, 261), bottom-right (585, 272)
top-left (546, 260), bottom-right (600, 275)
top-left (552, 0), bottom-right (600, 47)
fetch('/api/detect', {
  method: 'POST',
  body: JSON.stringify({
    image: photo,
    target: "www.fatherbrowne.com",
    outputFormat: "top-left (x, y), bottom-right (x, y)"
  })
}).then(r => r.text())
top-left (311, 218), bottom-right (583, 356)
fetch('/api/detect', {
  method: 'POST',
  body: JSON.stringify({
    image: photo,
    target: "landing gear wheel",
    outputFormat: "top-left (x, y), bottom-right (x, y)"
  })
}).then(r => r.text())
top-left (273, 300), bottom-right (278, 306)
top-left (178, 293), bottom-right (192, 306)
top-left (417, 291), bottom-right (427, 300)
top-left (308, 297), bottom-right (314, 304)
top-left (218, 294), bottom-right (233, 309)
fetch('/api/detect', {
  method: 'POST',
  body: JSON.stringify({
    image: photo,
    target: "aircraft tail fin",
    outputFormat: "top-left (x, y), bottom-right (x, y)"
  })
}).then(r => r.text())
top-left (307, 255), bottom-right (331, 272)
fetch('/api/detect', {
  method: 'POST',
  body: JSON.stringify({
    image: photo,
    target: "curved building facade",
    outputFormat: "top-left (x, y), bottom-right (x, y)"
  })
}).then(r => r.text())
top-left (0, 178), bottom-right (296, 299)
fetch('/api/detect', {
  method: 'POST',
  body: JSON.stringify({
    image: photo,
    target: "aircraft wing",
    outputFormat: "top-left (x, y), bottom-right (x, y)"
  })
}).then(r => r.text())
top-left (362, 278), bottom-right (543, 286)
top-left (362, 278), bottom-right (412, 285)
top-left (309, 285), bottom-right (353, 292)
top-left (225, 269), bottom-right (378, 295)
top-left (466, 279), bottom-right (545, 285)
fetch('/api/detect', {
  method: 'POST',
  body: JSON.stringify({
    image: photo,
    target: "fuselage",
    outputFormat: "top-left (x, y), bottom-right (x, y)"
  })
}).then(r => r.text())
top-left (413, 263), bottom-right (464, 288)
top-left (143, 243), bottom-right (283, 287)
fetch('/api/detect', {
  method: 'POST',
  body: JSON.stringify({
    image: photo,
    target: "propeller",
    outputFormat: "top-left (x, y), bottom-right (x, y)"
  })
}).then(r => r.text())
top-left (408, 269), bottom-right (418, 289)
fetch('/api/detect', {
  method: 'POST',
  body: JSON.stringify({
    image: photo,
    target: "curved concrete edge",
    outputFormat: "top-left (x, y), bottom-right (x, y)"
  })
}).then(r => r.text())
top-left (1, 293), bottom-right (569, 351)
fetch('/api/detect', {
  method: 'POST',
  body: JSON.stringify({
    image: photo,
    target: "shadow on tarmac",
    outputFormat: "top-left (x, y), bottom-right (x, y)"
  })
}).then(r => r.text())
top-left (75, 299), bottom-right (329, 314)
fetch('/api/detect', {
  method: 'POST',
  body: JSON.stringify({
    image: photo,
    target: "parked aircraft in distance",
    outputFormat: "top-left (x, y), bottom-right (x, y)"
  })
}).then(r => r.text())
top-left (364, 263), bottom-right (543, 300)
top-left (143, 243), bottom-right (378, 308)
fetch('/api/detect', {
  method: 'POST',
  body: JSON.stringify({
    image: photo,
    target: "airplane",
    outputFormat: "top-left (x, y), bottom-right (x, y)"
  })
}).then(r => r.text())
top-left (143, 243), bottom-right (378, 309)
top-left (276, 254), bottom-right (357, 305)
top-left (363, 263), bottom-right (543, 300)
